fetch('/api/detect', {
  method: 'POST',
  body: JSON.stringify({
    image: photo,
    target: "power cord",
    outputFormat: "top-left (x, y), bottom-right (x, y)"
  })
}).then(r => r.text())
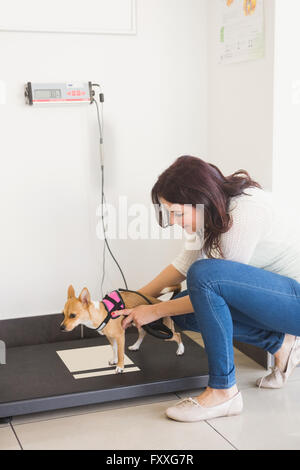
top-left (92, 84), bottom-right (128, 297)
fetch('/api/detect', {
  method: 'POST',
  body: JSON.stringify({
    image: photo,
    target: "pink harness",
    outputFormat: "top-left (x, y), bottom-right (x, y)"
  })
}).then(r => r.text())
top-left (96, 288), bottom-right (174, 340)
top-left (96, 290), bottom-right (125, 332)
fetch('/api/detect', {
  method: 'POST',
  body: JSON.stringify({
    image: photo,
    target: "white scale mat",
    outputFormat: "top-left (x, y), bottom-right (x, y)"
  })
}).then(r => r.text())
top-left (57, 345), bottom-right (140, 379)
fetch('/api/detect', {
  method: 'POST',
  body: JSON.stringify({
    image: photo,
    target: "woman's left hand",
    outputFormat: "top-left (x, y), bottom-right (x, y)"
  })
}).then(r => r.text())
top-left (115, 304), bottom-right (160, 330)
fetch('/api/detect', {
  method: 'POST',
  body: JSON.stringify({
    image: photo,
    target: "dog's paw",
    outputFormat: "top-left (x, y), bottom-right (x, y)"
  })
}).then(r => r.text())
top-left (176, 343), bottom-right (185, 355)
top-left (128, 344), bottom-right (140, 351)
top-left (109, 359), bottom-right (118, 366)
top-left (115, 366), bottom-right (124, 374)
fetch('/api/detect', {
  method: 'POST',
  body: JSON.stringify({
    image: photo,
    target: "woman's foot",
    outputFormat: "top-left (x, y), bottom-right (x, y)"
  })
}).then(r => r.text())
top-left (194, 385), bottom-right (239, 407)
top-left (256, 335), bottom-right (300, 389)
top-left (165, 386), bottom-right (243, 422)
top-left (274, 334), bottom-right (296, 371)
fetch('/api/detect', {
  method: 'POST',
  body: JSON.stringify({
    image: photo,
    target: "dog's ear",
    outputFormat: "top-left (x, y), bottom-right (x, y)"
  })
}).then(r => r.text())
top-left (79, 287), bottom-right (91, 307)
top-left (68, 285), bottom-right (75, 299)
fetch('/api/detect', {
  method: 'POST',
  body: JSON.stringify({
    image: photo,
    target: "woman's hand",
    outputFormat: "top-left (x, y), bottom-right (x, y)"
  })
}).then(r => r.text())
top-left (116, 304), bottom-right (160, 330)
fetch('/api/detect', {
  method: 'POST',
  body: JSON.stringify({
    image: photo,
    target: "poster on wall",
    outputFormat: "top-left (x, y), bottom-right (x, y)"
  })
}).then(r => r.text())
top-left (219, 0), bottom-right (265, 65)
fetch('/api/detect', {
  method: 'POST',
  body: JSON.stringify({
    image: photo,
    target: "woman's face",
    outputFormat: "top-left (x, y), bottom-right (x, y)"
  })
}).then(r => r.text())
top-left (159, 197), bottom-right (200, 234)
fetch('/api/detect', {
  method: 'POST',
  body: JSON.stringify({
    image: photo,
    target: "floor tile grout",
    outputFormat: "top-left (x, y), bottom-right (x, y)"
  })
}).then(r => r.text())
top-left (9, 422), bottom-right (23, 450)
top-left (205, 421), bottom-right (237, 450)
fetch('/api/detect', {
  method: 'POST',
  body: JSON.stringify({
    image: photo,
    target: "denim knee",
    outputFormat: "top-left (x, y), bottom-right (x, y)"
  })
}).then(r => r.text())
top-left (186, 258), bottom-right (219, 289)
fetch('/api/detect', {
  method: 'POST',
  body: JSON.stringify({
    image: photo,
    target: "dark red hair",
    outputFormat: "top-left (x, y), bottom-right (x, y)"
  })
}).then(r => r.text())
top-left (151, 155), bottom-right (262, 259)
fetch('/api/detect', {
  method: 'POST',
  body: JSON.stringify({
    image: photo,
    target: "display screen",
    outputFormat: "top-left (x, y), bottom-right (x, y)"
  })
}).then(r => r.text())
top-left (34, 89), bottom-right (62, 100)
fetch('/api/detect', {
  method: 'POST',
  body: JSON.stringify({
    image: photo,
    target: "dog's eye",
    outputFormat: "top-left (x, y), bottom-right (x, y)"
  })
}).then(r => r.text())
top-left (69, 313), bottom-right (76, 319)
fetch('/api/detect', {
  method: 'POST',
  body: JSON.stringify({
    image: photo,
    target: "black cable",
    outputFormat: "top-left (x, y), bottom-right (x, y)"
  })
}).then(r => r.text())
top-left (100, 161), bottom-right (128, 292)
top-left (92, 87), bottom-right (128, 296)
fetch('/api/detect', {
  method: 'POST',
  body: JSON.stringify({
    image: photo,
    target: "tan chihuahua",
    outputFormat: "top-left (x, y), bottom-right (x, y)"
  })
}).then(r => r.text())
top-left (61, 285), bottom-right (185, 374)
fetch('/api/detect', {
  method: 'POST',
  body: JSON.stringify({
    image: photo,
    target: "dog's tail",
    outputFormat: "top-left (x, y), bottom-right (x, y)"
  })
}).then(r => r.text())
top-left (158, 284), bottom-right (182, 300)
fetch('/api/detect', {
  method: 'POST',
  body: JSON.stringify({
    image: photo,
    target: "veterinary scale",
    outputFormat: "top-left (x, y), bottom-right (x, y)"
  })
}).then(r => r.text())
top-left (0, 81), bottom-right (214, 424)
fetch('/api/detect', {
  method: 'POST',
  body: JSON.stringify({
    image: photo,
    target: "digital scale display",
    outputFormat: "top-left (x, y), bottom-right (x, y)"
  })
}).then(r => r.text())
top-left (34, 89), bottom-right (62, 100)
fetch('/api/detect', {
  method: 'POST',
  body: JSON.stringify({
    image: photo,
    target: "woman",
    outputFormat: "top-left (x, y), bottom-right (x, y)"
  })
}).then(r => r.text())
top-left (121, 155), bottom-right (300, 422)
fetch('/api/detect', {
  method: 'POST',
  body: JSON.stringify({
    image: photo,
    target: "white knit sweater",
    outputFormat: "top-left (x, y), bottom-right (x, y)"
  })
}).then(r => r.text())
top-left (171, 186), bottom-right (300, 283)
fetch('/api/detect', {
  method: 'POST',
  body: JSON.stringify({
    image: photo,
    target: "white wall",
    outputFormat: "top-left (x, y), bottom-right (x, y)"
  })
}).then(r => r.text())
top-left (272, 0), bottom-right (300, 218)
top-left (207, 0), bottom-right (275, 190)
top-left (0, 0), bottom-right (208, 319)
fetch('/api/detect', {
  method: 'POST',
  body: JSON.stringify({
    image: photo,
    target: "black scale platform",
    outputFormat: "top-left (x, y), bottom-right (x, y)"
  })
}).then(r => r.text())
top-left (0, 329), bottom-right (209, 419)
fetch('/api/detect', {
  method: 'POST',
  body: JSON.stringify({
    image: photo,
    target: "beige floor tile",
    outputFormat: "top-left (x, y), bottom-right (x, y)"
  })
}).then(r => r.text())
top-left (0, 427), bottom-right (21, 450)
top-left (12, 392), bottom-right (179, 425)
top-left (14, 399), bottom-right (234, 450)
top-left (207, 381), bottom-right (300, 450)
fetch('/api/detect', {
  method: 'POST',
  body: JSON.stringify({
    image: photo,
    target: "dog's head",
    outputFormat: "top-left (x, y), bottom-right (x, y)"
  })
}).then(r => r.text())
top-left (60, 285), bottom-right (93, 332)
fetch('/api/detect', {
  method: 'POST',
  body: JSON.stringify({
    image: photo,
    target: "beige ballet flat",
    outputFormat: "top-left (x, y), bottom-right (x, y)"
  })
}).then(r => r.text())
top-left (256, 336), bottom-right (300, 389)
top-left (165, 392), bottom-right (243, 422)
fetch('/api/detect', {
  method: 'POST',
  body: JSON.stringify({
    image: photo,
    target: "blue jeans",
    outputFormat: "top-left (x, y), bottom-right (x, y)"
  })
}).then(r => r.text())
top-left (171, 259), bottom-right (300, 389)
